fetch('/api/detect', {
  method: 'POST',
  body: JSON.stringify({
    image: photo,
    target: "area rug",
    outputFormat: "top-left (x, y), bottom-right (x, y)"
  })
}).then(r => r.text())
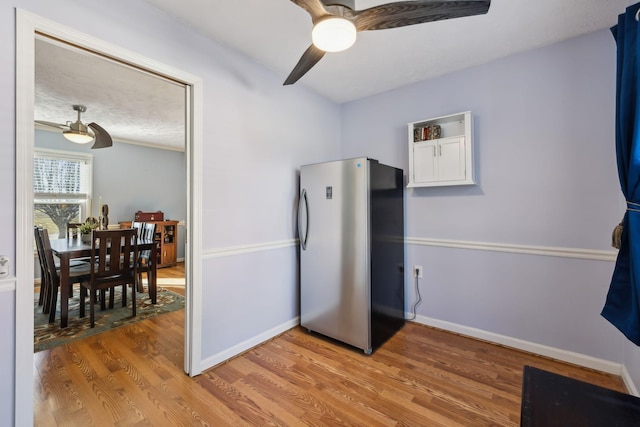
top-left (34, 286), bottom-right (184, 352)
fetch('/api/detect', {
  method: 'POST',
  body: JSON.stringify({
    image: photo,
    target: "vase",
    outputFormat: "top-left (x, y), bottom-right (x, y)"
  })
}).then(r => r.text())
top-left (81, 233), bottom-right (91, 243)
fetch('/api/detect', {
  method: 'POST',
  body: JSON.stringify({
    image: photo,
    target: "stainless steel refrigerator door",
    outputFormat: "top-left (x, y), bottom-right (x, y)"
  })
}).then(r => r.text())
top-left (299, 158), bottom-right (371, 352)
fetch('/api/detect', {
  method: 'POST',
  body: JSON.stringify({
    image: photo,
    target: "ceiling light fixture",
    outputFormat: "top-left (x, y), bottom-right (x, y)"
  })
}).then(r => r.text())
top-left (312, 17), bottom-right (357, 53)
top-left (62, 105), bottom-right (94, 144)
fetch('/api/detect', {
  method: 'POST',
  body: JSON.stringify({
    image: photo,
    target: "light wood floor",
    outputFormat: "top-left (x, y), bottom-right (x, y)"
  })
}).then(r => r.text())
top-left (34, 274), bottom-right (627, 426)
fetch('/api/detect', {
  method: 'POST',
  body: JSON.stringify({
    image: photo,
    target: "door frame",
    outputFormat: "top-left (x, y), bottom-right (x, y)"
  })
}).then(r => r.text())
top-left (15, 9), bottom-right (203, 425)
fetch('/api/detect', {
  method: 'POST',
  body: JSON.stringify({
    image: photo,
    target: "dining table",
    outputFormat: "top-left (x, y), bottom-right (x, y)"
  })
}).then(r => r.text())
top-left (49, 236), bottom-right (158, 328)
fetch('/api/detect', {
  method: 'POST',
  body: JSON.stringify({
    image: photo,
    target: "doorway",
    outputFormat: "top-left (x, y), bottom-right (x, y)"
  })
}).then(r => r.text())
top-left (15, 9), bottom-right (203, 424)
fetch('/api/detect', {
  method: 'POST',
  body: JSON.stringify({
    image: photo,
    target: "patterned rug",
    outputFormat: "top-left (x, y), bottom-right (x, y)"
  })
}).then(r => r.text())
top-left (34, 286), bottom-right (184, 352)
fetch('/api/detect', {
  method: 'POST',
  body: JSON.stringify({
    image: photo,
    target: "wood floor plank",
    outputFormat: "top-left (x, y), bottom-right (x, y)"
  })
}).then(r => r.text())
top-left (34, 263), bottom-right (630, 426)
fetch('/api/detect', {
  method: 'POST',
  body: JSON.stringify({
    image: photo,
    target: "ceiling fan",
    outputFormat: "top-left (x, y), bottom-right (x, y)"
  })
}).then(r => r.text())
top-left (35, 104), bottom-right (113, 149)
top-left (284, 0), bottom-right (491, 85)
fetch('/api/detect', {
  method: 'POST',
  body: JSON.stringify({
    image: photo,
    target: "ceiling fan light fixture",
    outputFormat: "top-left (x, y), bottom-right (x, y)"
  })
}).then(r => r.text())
top-left (312, 17), bottom-right (357, 53)
top-left (63, 121), bottom-right (94, 144)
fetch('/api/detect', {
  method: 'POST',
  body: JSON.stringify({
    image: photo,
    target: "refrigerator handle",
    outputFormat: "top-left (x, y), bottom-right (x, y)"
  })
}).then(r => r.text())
top-left (298, 189), bottom-right (309, 250)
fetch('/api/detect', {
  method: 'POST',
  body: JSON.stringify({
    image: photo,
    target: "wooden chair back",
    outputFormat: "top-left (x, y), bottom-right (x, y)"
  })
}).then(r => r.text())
top-left (34, 227), bottom-right (49, 309)
top-left (135, 222), bottom-right (157, 293)
top-left (66, 222), bottom-right (82, 239)
top-left (90, 229), bottom-right (138, 286)
top-left (81, 228), bottom-right (138, 327)
top-left (140, 223), bottom-right (156, 261)
top-left (39, 227), bottom-right (64, 323)
top-left (131, 221), bottom-right (144, 238)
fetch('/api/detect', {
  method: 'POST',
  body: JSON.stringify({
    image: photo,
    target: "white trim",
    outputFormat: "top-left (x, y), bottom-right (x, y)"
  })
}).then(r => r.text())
top-left (199, 317), bottom-right (299, 373)
top-left (622, 364), bottom-right (640, 396)
top-left (407, 237), bottom-right (618, 262)
top-left (204, 239), bottom-right (298, 258)
top-left (184, 73), bottom-right (204, 377)
top-left (412, 314), bottom-right (638, 396)
top-left (16, 9), bottom-right (204, 425)
top-left (16, 10), bottom-right (36, 426)
top-left (33, 147), bottom-right (94, 161)
top-left (0, 278), bottom-right (16, 293)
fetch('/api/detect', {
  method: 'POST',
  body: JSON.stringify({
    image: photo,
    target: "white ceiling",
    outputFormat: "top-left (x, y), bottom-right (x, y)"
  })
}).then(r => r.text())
top-left (35, 0), bottom-right (633, 149)
top-left (144, 0), bottom-right (633, 103)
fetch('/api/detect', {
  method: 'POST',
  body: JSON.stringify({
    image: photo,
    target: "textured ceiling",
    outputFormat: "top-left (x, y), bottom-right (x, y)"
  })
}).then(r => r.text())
top-left (35, 0), bottom-right (634, 149)
top-left (35, 36), bottom-right (186, 151)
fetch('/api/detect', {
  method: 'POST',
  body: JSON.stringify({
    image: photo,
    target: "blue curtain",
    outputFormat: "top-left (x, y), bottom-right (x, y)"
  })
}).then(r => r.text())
top-left (602, 3), bottom-right (640, 345)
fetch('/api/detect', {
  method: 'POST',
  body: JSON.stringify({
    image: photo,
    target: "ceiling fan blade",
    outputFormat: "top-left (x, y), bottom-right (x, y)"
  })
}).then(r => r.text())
top-left (353, 0), bottom-right (490, 32)
top-left (291, 0), bottom-right (330, 21)
top-left (88, 122), bottom-right (113, 149)
top-left (284, 44), bottom-right (326, 85)
top-left (35, 120), bottom-right (68, 130)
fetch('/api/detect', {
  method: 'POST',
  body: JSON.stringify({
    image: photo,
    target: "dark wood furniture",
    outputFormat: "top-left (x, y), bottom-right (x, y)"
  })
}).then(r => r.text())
top-left (521, 365), bottom-right (640, 426)
top-left (119, 220), bottom-right (178, 268)
top-left (132, 221), bottom-right (144, 238)
top-left (66, 222), bottom-right (82, 239)
top-left (79, 229), bottom-right (138, 328)
top-left (49, 234), bottom-right (158, 328)
top-left (136, 222), bottom-right (156, 292)
top-left (37, 228), bottom-right (91, 324)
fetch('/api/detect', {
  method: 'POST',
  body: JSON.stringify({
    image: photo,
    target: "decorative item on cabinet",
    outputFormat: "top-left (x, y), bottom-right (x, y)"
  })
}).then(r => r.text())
top-left (134, 210), bottom-right (164, 221)
top-left (407, 111), bottom-right (475, 188)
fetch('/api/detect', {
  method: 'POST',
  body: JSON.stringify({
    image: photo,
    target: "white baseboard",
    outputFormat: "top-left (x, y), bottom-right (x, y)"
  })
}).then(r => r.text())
top-left (621, 364), bottom-right (640, 396)
top-left (199, 317), bottom-right (300, 373)
top-left (412, 314), bottom-right (639, 396)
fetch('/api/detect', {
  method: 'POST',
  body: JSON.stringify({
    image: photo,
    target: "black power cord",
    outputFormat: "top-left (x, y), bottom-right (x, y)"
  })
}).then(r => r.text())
top-left (407, 269), bottom-right (422, 321)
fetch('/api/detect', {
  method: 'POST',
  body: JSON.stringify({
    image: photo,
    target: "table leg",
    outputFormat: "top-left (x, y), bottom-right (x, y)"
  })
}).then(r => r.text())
top-left (150, 243), bottom-right (157, 304)
top-left (59, 254), bottom-right (70, 328)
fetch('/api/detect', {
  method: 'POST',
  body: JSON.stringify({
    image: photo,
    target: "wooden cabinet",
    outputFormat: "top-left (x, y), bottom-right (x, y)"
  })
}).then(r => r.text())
top-left (119, 220), bottom-right (178, 268)
top-left (154, 221), bottom-right (178, 268)
top-left (407, 111), bottom-right (475, 188)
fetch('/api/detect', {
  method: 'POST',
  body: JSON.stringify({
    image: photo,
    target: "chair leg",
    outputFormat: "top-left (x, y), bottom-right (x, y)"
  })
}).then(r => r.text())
top-left (89, 286), bottom-right (96, 328)
top-left (147, 269), bottom-right (156, 302)
top-left (42, 275), bottom-right (52, 315)
top-left (121, 285), bottom-right (127, 307)
top-left (79, 285), bottom-right (86, 318)
top-left (47, 284), bottom-right (59, 324)
top-left (136, 270), bottom-right (144, 292)
top-left (38, 267), bottom-right (45, 307)
top-left (132, 281), bottom-right (136, 317)
top-left (101, 289), bottom-right (107, 310)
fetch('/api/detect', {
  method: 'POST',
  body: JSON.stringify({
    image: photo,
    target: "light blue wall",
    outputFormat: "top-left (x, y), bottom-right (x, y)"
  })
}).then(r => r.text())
top-left (2, 0), bottom-right (341, 424)
top-left (35, 129), bottom-right (187, 258)
top-left (4, 0), bottom-right (640, 424)
top-left (342, 29), bottom-right (637, 384)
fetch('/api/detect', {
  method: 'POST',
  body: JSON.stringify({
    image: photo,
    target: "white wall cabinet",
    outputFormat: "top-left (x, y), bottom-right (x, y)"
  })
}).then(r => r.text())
top-left (407, 111), bottom-right (475, 188)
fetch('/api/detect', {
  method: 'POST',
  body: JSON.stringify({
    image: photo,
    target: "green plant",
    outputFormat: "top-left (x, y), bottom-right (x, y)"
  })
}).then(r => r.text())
top-left (77, 219), bottom-right (98, 234)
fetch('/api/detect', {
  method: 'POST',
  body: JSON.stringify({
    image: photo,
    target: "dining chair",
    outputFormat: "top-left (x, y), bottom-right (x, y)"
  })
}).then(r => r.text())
top-left (132, 221), bottom-right (145, 238)
top-left (66, 222), bottom-right (82, 239)
top-left (34, 226), bottom-right (50, 310)
top-left (79, 229), bottom-right (138, 328)
top-left (136, 222), bottom-right (156, 293)
top-left (38, 227), bottom-right (92, 324)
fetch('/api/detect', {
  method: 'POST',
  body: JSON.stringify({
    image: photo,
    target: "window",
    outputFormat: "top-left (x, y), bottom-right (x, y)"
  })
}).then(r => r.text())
top-left (34, 148), bottom-right (93, 239)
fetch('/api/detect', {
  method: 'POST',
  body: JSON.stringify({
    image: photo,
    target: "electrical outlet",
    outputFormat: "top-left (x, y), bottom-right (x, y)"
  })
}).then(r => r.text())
top-left (414, 265), bottom-right (423, 278)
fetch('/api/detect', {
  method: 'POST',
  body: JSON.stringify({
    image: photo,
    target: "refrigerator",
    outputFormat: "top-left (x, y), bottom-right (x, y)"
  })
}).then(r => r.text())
top-left (298, 157), bottom-right (405, 354)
